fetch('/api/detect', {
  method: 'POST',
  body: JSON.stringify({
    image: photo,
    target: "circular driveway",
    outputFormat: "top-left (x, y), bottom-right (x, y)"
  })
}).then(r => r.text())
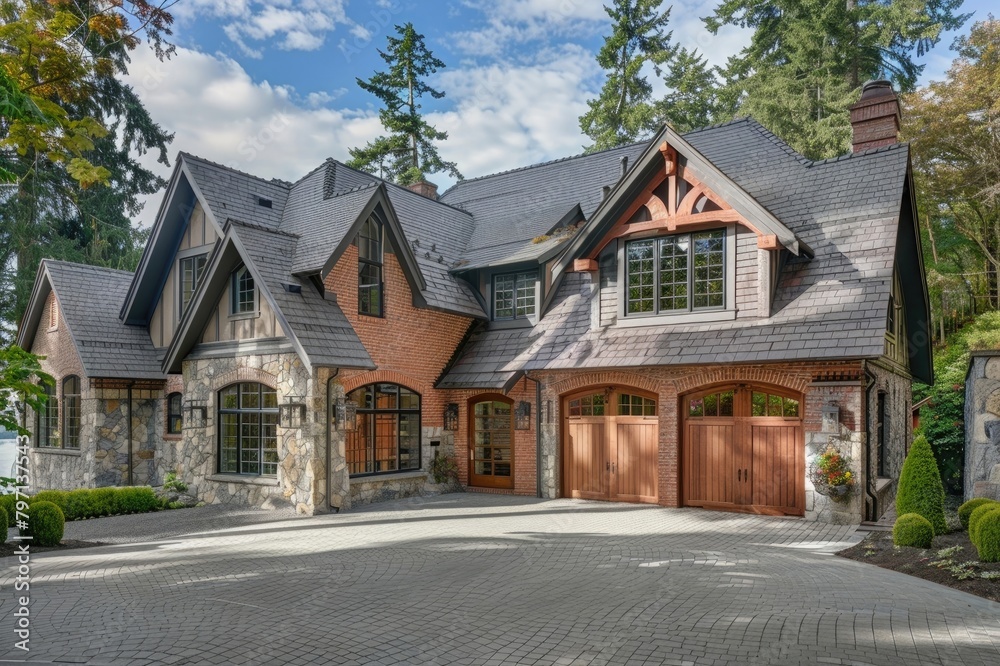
top-left (2, 494), bottom-right (999, 665)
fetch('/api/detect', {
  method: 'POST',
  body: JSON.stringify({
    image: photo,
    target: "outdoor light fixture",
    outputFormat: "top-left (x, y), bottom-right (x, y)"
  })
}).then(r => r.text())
top-left (280, 397), bottom-right (306, 428)
top-left (444, 403), bottom-right (459, 431)
top-left (822, 401), bottom-right (840, 433)
top-left (184, 399), bottom-right (208, 427)
top-left (333, 398), bottom-right (357, 432)
top-left (515, 400), bottom-right (531, 430)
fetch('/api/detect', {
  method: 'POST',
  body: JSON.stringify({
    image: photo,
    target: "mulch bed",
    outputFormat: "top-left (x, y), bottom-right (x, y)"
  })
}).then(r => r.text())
top-left (0, 539), bottom-right (103, 557)
top-left (838, 530), bottom-right (1000, 602)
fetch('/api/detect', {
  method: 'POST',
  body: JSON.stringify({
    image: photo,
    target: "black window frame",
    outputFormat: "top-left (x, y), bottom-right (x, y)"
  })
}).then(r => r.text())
top-left (230, 265), bottom-right (257, 316)
top-left (345, 383), bottom-right (421, 477)
top-left (358, 217), bottom-right (384, 317)
top-left (62, 375), bottom-right (81, 449)
top-left (624, 229), bottom-right (726, 317)
top-left (36, 382), bottom-right (58, 448)
top-left (167, 392), bottom-right (183, 435)
top-left (179, 252), bottom-right (208, 315)
top-left (217, 383), bottom-right (279, 476)
top-left (492, 271), bottom-right (538, 321)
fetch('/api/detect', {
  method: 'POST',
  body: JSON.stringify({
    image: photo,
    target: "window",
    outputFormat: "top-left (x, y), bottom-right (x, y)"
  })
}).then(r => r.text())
top-left (493, 272), bottom-right (537, 321)
top-left (358, 218), bottom-right (383, 316)
top-left (62, 376), bottom-right (80, 449)
top-left (48, 299), bottom-right (58, 329)
top-left (167, 392), bottom-right (183, 435)
top-left (877, 392), bottom-right (888, 477)
top-left (346, 383), bottom-right (420, 475)
top-left (36, 382), bottom-right (58, 447)
top-left (688, 389), bottom-right (735, 418)
top-left (218, 383), bottom-right (278, 475)
top-left (179, 253), bottom-right (208, 314)
top-left (750, 391), bottom-right (799, 418)
top-left (471, 399), bottom-right (512, 480)
top-left (625, 229), bottom-right (725, 316)
top-left (567, 392), bottom-right (606, 416)
top-left (618, 393), bottom-right (657, 416)
top-left (230, 266), bottom-right (256, 315)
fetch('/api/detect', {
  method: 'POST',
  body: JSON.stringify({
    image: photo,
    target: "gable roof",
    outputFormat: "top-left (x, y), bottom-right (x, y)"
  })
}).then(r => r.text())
top-left (18, 261), bottom-right (163, 380)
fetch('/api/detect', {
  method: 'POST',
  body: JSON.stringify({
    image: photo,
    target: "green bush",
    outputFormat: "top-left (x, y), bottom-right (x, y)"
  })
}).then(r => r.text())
top-left (114, 487), bottom-right (159, 514)
top-left (91, 488), bottom-right (117, 517)
top-left (0, 494), bottom-right (17, 527)
top-left (21, 501), bottom-right (64, 547)
top-left (896, 435), bottom-right (947, 535)
top-left (63, 489), bottom-right (99, 521)
top-left (162, 471), bottom-right (188, 494)
top-left (976, 510), bottom-right (1000, 562)
top-left (30, 489), bottom-right (68, 513)
top-left (893, 512), bottom-right (935, 548)
top-left (958, 498), bottom-right (997, 530)
top-left (0, 505), bottom-right (7, 544)
top-left (970, 504), bottom-right (1000, 546)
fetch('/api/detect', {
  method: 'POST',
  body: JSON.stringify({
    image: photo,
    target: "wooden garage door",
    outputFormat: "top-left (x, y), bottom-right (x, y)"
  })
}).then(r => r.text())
top-left (563, 389), bottom-right (658, 504)
top-left (682, 386), bottom-right (804, 516)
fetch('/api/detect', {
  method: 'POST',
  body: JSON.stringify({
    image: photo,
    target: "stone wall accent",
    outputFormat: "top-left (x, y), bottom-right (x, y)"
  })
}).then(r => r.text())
top-left (965, 352), bottom-right (1000, 500)
top-left (349, 471), bottom-right (457, 506)
top-left (93, 388), bottom-right (165, 488)
top-left (863, 360), bottom-right (912, 519)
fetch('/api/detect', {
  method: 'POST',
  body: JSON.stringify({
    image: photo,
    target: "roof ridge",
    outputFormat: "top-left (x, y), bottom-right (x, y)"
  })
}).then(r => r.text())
top-left (679, 116), bottom-right (753, 136)
top-left (288, 158), bottom-right (334, 190)
top-left (739, 118), bottom-right (814, 166)
top-left (229, 219), bottom-right (301, 239)
top-left (43, 258), bottom-right (134, 276)
top-left (806, 141), bottom-right (909, 167)
top-left (325, 159), bottom-right (474, 216)
top-left (325, 180), bottom-right (381, 198)
top-left (440, 140), bottom-right (650, 195)
top-left (179, 152), bottom-right (292, 190)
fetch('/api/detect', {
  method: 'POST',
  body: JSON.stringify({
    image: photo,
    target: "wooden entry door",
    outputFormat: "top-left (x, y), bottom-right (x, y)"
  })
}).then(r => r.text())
top-left (469, 397), bottom-right (515, 489)
top-left (563, 389), bottom-right (658, 504)
top-left (682, 385), bottom-right (804, 516)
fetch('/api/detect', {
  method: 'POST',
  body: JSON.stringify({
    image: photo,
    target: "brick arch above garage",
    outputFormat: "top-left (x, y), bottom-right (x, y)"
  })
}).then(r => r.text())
top-left (670, 367), bottom-right (811, 395)
top-left (548, 371), bottom-right (661, 397)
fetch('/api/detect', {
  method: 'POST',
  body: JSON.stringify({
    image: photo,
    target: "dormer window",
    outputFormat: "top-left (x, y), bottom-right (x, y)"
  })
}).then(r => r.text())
top-left (358, 217), bottom-right (383, 317)
top-left (231, 266), bottom-right (256, 316)
top-left (625, 229), bottom-right (725, 316)
top-left (493, 271), bottom-right (537, 321)
top-left (179, 253), bottom-right (208, 315)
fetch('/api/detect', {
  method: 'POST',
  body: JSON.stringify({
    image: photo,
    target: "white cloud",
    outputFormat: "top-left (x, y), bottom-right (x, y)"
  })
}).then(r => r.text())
top-left (453, 0), bottom-right (608, 57)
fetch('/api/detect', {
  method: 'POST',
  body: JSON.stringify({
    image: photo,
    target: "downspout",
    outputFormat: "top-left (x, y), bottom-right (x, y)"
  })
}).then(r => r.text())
top-left (127, 381), bottom-right (134, 486)
top-left (863, 364), bottom-right (878, 521)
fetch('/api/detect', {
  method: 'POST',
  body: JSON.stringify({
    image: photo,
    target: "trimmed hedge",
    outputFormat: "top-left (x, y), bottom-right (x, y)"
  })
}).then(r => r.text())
top-left (970, 504), bottom-right (1000, 547)
top-left (0, 506), bottom-right (7, 544)
top-left (21, 501), bottom-right (64, 547)
top-left (976, 510), bottom-right (1000, 562)
top-left (28, 486), bottom-right (161, 521)
top-left (896, 435), bottom-right (947, 535)
top-left (958, 498), bottom-right (998, 530)
top-left (0, 494), bottom-right (17, 528)
top-left (893, 512), bottom-right (935, 548)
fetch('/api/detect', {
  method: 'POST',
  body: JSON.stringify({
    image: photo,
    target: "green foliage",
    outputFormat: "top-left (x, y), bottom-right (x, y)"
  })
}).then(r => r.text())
top-left (430, 455), bottom-right (459, 484)
top-left (347, 23), bottom-right (460, 183)
top-left (63, 489), bottom-right (98, 521)
top-left (0, 505), bottom-right (6, 544)
top-left (706, 0), bottom-right (969, 160)
top-left (958, 498), bottom-right (997, 530)
top-left (893, 512), bottom-right (934, 548)
top-left (31, 489), bottom-right (67, 508)
top-left (580, 0), bottom-right (678, 149)
top-left (896, 434), bottom-right (947, 535)
top-left (162, 471), bottom-right (188, 494)
top-left (112, 487), bottom-right (159, 514)
top-left (975, 510), bottom-right (1000, 562)
top-left (969, 504), bottom-right (1000, 547)
top-left (91, 487), bottom-right (117, 517)
top-left (656, 47), bottom-right (727, 132)
top-left (0, 494), bottom-right (16, 527)
top-left (21, 500), bottom-right (64, 546)
top-left (29, 486), bottom-right (160, 520)
top-left (0, 345), bottom-right (54, 436)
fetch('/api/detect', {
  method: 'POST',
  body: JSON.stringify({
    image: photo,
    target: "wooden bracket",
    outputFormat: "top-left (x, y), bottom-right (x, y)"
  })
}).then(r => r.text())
top-left (573, 258), bottom-right (599, 272)
top-left (659, 142), bottom-right (677, 176)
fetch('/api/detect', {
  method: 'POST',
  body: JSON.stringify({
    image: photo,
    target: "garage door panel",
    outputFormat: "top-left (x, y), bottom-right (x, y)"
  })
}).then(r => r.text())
top-left (566, 419), bottom-right (607, 500)
top-left (685, 422), bottom-right (735, 506)
top-left (751, 424), bottom-right (804, 515)
top-left (615, 419), bottom-right (658, 503)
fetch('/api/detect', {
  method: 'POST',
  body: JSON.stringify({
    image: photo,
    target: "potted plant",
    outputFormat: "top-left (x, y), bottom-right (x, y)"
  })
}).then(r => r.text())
top-left (810, 445), bottom-right (855, 502)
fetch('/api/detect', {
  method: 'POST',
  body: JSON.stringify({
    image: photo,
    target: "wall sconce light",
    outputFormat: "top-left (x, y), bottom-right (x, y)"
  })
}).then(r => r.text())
top-left (280, 397), bottom-right (306, 428)
top-left (822, 401), bottom-right (840, 433)
top-left (332, 398), bottom-right (357, 432)
top-left (444, 403), bottom-right (459, 431)
top-left (184, 399), bottom-right (208, 428)
top-left (515, 400), bottom-right (531, 430)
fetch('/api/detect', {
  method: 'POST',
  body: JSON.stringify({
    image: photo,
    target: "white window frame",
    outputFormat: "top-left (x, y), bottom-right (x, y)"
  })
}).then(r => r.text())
top-left (230, 265), bottom-right (258, 319)
top-left (177, 248), bottom-right (209, 319)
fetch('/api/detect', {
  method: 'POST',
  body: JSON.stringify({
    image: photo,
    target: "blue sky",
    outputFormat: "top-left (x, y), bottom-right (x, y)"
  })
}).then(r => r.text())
top-left (126, 0), bottom-right (995, 226)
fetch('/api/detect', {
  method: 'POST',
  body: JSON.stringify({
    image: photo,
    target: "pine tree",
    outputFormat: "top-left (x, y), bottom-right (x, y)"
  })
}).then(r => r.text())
top-left (580, 0), bottom-right (677, 151)
top-left (348, 23), bottom-right (460, 185)
top-left (656, 47), bottom-right (727, 132)
top-left (705, 0), bottom-right (969, 160)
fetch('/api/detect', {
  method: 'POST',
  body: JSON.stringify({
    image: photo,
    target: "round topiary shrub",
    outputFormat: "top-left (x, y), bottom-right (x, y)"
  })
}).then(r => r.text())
top-left (893, 512), bottom-right (935, 548)
top-left (896, 435), bottom-right (947, 535)
top-left (977, 510), bottom-right (1000, 563)
top-left (0, 494), bottom-right (17, 528)
top-left (31, 489), bottom-right (68, 513)
top-left (0, 505), bottom-right (7, 544)
top-left (21, 500), bottom-right (64, 547)
top-left (958, 498), bottom-right (997, 530)
top-left (969, 504), bottom-right (1000, 547)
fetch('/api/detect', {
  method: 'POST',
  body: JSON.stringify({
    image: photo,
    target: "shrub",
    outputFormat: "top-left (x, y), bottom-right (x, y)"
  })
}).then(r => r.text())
top-left (893, 513), bottom-right (935, 548)
top-left (162, 471), bottom-right (188, 494)
top-left (91, 488), bottom-right (117, 517)
top-left (970, 504), bottom-right (1000, 547)
top-left (976, 511), bottom-right (1000, 562)
top-left (21, 501), bottom-right (64, 546)
top-left (63, 489), bottom-right (98, 521)
top-left (430, 455), bottom-right (459, 484)
top-left (0, 494), bottom-right (17, 527)
top-left (31, 489), bottom-right (68, 513)
top-left (958, 498), bottom-right (997, 530)
top-left (115, 487), bottom-right (159, 514)
top-left (896, 435), bottom-right (947, 535)
top-left (0, 505), bottom-right (7, 544)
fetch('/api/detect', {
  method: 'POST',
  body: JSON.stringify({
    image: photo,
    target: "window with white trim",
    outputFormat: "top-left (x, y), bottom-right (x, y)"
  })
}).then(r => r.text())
top-left (625, 229), bottom-right (725, 316)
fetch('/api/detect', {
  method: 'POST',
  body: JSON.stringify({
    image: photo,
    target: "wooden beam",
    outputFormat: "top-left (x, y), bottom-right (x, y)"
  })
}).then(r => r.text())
top-left (756, 234), bottom-right (779, 250)
top-left (573, 258), bottom-right (599, 272)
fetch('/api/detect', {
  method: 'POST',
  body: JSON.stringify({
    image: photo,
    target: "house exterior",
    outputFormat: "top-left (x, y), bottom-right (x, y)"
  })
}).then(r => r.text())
top-left (17, 81), bottom-right (932, 524)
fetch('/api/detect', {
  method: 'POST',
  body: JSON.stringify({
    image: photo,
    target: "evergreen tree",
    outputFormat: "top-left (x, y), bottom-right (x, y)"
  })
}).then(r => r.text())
top-left (348, 23), bottom-right (460, 185)
top-left (705, 0), bottom-right (969, 160)
top-left (656, 47), bottom-right (727, 132)
top-left (580, 0), bottom-right (677, 151)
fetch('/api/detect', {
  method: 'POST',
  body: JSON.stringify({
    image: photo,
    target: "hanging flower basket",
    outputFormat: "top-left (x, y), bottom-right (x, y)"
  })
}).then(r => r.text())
top-left (810, 445), bottom-right (855, 503)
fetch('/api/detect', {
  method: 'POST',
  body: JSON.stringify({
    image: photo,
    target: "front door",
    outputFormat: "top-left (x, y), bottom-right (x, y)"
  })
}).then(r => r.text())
top-left (563, 388), bottom-right (659, 504)
top-left (682, 385), bottom-right (804, 516)
top-left (469, 398), bottom-right (515, 489)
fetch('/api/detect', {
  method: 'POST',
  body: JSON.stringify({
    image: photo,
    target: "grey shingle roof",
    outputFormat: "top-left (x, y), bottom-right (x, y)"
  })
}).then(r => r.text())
top-left (181, 153), bottom-right (289, 230)
top-left (45, 261), bottom-right (164, 379)
top-left (439, 119), bottom-right (914, 388)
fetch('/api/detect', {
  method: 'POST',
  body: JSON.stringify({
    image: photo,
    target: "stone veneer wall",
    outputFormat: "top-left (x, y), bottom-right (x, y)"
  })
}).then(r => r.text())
top-left (93, 387), bottom-right (166, 487)
top-left (864, 360), bottom-right (912, 518)
top-left (964, 352), bottom-right (1000, 500)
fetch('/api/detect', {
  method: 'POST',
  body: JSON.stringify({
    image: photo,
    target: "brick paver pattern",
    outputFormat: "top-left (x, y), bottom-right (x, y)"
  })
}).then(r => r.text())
top-left (2, 494), bottom-right (1000, 665)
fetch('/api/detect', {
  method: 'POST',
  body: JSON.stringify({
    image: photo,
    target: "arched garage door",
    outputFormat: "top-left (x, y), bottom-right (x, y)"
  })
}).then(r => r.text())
top-left (562, 388), bottom-right (658, 504)
top-left (682, 385), bottom-right (804, 516)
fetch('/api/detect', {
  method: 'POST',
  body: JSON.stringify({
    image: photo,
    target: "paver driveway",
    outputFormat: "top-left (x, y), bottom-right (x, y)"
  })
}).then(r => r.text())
top-left (2, 494), bottom-right (999, 665)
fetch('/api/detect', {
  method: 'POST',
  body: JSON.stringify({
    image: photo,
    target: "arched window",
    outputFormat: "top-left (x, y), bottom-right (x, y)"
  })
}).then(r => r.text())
top-left (167, 392), bottom-right (183, 435)
top-left (36, 382), bottom-right (58, 448)
top-left (358, 217), bottom-right (383, 316)
top-left (346, 383), bottom-right (420, 475)
top-left (62, 376), bottom-right (81, 449)
top-left (218, 383), bottom-right (278, 476)
top-left (230, 266), bottom-right (256, 315)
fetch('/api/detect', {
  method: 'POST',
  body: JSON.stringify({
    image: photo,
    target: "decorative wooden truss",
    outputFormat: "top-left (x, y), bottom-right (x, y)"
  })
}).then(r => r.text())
top-left (584, 141), bottom-right (780, 262)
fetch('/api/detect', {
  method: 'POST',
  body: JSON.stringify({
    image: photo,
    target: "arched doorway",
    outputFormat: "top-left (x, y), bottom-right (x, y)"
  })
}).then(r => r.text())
top-left (562, 386), bottom-right (659, 504)
top-left (681, 384), bottom-right (804, 516)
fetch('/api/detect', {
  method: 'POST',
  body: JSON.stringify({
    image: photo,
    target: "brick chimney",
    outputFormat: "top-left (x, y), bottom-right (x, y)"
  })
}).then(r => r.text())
top-left (849, 80), bottom-right (901, 153)
top-left (407, 180), bottom-right (438, 200)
